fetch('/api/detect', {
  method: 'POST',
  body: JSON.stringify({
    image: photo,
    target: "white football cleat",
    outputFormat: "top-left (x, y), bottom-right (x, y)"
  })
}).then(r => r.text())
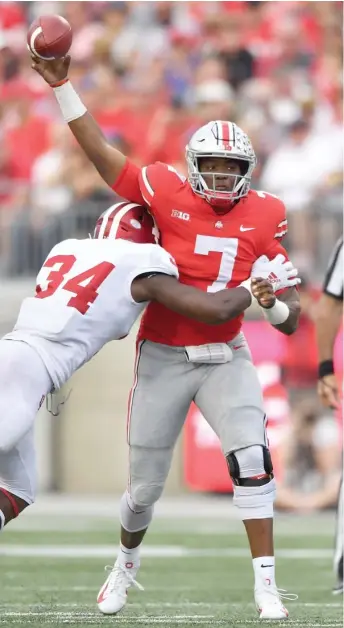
top-left (255, 584), bottom-right (297, 620)
top-left (97, 558), bottom-right (143, 615)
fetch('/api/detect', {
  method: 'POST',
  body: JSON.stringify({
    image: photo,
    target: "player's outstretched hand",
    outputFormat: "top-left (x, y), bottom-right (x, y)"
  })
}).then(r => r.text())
top-left (317, 374), bottom-right (340, 410)
top-left (30, 54), bottom-right (70, 85)
top-left (251, 278), bottom-right (276, 308)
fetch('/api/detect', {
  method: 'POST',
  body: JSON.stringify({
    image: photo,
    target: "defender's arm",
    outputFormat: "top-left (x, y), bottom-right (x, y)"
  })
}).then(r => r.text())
top-left (131, 275), bottom-right (252, 325)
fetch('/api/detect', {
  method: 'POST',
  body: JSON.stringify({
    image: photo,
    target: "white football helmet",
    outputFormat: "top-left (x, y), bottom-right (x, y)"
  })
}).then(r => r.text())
top-left (186, 121), bottom-right (257, 206)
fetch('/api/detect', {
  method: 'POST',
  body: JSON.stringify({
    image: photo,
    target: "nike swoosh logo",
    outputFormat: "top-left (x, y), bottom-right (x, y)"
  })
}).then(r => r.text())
top-left (261, 564), bottom-right (274, 568)
top-left (97, 582), bottom-right (109, 603)
top-left (240, 225), bottom-right (255, 232)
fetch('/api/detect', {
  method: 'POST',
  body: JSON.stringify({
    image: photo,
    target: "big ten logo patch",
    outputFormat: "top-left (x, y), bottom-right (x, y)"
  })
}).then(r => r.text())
top-left (171, 209), bottom-right (190, 221)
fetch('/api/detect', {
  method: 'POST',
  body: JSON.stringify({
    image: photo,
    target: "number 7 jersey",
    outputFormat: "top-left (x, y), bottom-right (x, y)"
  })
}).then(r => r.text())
top-left (4, 238), bottom-right (178, 390)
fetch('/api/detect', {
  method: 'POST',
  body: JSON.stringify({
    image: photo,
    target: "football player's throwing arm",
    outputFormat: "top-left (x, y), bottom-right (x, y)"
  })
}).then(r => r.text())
top-left (31, 55), bottom-right (126, 186)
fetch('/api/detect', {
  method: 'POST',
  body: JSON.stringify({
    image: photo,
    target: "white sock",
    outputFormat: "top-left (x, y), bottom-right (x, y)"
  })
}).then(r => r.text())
top-left (252, 556), bottom-right (276, 588)
top-left (0, 509), bottom-right (5, 531)
top-left (118, 542), bottom-right (140, 567)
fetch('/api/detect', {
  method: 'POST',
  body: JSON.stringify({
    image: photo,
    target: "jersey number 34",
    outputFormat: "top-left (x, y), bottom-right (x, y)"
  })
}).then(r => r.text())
top-left (35, 255), bottom-right (115, 314)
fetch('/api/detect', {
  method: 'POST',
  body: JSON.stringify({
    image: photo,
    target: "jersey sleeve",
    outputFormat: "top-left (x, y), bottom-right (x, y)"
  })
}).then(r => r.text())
top-left (259, 196), bottom-right (289, 255)
top-left (138, 162), bottom-right (186, 209)
top-left (147, 245), bottom-right (179, 279)
top-left (111, 159), bottom-right (145, 205)
top-left (112, 160), bottom-right (186, 216)
top-left (263, 238), bottom-right (289, 266)
top-left (270, 197), bottom-right (288, 243)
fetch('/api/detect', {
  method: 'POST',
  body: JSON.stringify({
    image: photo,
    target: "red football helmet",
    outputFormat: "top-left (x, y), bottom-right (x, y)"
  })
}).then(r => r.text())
top-left (94, 202), bottom-right (159, 244)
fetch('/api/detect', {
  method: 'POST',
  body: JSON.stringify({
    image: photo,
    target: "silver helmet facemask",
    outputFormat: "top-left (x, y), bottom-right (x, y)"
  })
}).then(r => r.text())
top-left (187, 152), bottom-right (255, 204)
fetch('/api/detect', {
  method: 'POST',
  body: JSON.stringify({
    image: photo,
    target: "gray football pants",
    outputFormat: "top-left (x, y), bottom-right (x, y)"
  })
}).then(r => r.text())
top-left (127, 333), bottom-right (267, 508)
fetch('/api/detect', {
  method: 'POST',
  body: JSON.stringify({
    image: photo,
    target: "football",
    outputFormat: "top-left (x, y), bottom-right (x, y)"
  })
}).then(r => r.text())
top-left (27, 15), bottom-right (72, 60)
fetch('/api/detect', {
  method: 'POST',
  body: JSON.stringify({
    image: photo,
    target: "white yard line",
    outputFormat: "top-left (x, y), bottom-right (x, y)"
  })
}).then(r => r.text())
top-left (0, 614), bottom-right (341, 626)
top-left (0, 602), bottom-right (341, 609)
top-left (9, 521), bottom-right (334, 537)
top-left (0, 545), bottom-right (333, 559)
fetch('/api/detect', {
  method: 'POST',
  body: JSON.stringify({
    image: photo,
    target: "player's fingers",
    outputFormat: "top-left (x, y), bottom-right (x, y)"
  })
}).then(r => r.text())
top-left (252, 278), bottom-right (267, 287)
top-left (286, 278), bottom-right (298, 286)
top-left (260, 279), bottom-right (273, 290)
top-left (30, 53), bottom-right (43, 73)
top-left (324, 389), bottom-right (339, 409)
top-left (286, 267), bottom-right (299, 277)
top-left (253, 286), bottom-right (272, 297)
top-left (255, 290), bottom-right (274, 301)
top-left (30, 52), bottom-right (42, 65)
top-left (318, 380), bottom-right (339, 409)
top-left (286, 274), bottom-right (300, 284)
top-left (273, 253), bottom-right (285, 264)
top-left (63, 55), bottom-right (71, 70)
top-left (252, 284), bottom-right (268, 295)
top-left (251, 276), bottom-right (265, 285)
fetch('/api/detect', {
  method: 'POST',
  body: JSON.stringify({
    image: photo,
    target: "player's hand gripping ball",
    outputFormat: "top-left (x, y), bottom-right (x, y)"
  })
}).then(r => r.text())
top-left (27, 15), bottom-right (72, 60)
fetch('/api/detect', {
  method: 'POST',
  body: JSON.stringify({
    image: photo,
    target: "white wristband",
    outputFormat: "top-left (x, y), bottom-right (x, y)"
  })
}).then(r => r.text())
top-left (262, 299), bottom-right (289, 325)
top-left (53, 80), bottom-right (87, 123)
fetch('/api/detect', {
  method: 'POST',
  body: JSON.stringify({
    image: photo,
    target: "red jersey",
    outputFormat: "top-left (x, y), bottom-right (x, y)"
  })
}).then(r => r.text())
top-left (113, 160), bottom-right (289, 346)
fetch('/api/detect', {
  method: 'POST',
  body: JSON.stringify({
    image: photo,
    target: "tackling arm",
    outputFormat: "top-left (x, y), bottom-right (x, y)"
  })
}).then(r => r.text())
top-left (131, 275), bottom-right (252, 324)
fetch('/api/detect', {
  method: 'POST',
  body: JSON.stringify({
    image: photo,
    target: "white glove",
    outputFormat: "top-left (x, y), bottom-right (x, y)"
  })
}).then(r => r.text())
top-left (251, 254), bottom-right (301, 292)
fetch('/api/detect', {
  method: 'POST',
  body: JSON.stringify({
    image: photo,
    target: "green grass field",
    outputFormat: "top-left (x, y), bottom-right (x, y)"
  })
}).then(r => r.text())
top-left (0, 501), bottom-right (342, 627)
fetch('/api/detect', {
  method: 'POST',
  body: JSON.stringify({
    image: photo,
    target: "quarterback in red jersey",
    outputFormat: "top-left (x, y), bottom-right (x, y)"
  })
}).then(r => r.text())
top-left (115, 154), bottom-right (290, 346)
top-left (32, 55), bottom-right (300, 621)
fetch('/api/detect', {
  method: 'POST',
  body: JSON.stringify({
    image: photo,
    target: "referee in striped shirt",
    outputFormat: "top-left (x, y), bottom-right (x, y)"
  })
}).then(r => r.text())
top-left (315, 236), bottom-right (343, 594)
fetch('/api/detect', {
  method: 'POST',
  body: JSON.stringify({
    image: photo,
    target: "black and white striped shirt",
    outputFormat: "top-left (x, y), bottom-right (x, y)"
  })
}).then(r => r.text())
top-left (323, 237), bottom-right (343, 301)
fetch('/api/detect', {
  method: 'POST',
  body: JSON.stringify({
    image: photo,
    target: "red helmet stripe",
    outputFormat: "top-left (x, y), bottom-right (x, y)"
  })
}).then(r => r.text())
top-left (221, 122), bottom-right (230, 150)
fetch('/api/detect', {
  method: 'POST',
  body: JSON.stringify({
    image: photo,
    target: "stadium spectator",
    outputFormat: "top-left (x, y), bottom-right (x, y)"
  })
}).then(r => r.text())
top-left (0, 0), bottom-right (341, 300)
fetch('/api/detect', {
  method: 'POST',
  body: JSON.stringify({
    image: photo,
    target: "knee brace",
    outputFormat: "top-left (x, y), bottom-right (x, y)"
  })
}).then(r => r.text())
top-left (226, 445), bottom-right (275, 520)
top-left (130, 481), bottom-right (164, 509)
top-left (128, 445), bottom-right (170, 509)
top-left (226, 445), bottom-right (274, 487)
top-left (120, 491), bottom-right (154, 533)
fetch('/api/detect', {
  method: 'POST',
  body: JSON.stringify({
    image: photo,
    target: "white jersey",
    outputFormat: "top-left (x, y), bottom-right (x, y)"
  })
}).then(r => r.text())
top-left (4, 238), bottom-right (178, 389)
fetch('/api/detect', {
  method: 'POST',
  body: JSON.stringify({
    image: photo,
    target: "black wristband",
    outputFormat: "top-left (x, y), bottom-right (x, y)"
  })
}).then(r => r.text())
top-left (318, 360), bottom-right (334, 379)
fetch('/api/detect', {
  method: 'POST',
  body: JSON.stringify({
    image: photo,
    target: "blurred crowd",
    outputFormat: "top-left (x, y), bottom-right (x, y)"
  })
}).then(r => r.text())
top-left (0, 1), bottom-right (342, 509)
top-left (0, 0), bottom-right (342, 277)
